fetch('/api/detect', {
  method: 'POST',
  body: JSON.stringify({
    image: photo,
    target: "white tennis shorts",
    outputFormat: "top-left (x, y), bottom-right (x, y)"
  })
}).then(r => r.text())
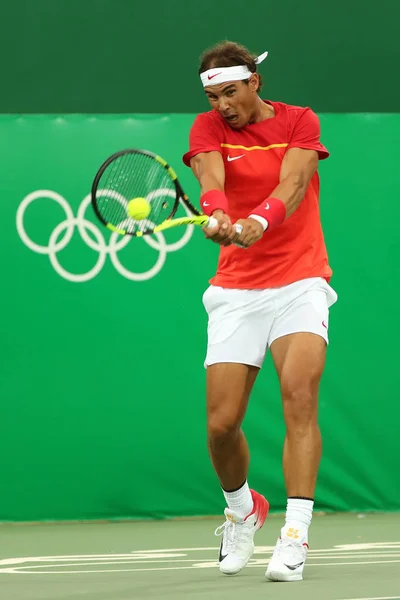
top-left (202, 277), bottom-right (338, 368)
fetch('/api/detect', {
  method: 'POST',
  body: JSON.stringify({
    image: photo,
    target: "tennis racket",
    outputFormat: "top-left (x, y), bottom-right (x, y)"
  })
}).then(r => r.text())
top-left (90, 149), bottom-right (243, 238)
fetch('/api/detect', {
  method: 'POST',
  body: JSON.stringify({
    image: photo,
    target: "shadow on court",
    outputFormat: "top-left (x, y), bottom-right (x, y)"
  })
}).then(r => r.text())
top-left (0, 513), bottom-right (399, 600)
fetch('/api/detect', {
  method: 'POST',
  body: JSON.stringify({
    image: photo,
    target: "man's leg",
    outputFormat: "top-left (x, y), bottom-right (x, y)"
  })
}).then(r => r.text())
top-left (206, 362), bottom-right (258, 492)
top-left (266, 332), bottom-right (326, 582)
top-left (202, 285), bottom-right (272, 574)
top-left (271, 332), bottom-right (326, 499)
top-left (206, 362), bottom-right (269, 575)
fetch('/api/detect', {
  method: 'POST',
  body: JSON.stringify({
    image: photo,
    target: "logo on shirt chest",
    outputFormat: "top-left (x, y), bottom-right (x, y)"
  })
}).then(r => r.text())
top-left (227, 154), bottom-right (245, 162)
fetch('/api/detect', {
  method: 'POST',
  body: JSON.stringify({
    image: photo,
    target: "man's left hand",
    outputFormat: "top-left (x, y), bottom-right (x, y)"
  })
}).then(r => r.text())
top-left (233, 218), bottom-right (264, 248)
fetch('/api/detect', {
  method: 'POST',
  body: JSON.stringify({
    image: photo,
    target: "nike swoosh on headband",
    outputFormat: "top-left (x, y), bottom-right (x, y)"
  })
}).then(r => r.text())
top-left (208, 72), bottom-right (222, 80)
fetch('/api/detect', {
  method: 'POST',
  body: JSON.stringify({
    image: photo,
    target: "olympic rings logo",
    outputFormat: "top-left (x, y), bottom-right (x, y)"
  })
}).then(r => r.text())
top-left (16, 189), bottom-right (195, 282)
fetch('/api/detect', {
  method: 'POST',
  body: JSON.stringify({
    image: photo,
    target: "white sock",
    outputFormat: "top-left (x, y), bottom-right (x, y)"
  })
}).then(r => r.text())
top-left (223, 481), bottom-right (254, 518)
top-left (282, 497), bottom-right (314, 542)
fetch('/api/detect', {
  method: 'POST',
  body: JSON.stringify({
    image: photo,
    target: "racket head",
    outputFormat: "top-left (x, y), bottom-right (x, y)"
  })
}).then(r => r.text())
top-left (91, 149), bottom-right (182, 236)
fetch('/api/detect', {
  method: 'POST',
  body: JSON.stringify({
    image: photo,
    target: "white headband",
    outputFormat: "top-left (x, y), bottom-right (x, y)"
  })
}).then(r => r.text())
top-left (200, 51), bottom-right (268, 87)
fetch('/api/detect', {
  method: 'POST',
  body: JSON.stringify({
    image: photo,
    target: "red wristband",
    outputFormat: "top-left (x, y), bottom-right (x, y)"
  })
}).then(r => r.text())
top-left (249, 197), bottom-right (286, 231)
top-left (200, 189), bottom-right (229, 216)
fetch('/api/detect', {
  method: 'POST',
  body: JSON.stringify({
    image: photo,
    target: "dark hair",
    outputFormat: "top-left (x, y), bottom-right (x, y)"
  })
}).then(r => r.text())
top-left (199, 41), bottom-right (263, 91)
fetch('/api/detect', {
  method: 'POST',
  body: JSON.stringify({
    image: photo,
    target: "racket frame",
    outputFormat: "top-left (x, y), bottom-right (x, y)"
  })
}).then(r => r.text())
top-left (91, 148), bottom-right (202, 237)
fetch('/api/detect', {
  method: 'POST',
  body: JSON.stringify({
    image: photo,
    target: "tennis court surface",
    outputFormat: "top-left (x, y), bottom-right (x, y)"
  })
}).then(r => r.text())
top-left (1, 513), bottom-right (399, 599)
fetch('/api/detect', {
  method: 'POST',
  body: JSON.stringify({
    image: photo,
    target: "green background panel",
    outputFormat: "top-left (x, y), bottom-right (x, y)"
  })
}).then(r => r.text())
top-left (0, 0), bottom-right (398, 113)
top-left (0, 113), bottom-right (398, 520)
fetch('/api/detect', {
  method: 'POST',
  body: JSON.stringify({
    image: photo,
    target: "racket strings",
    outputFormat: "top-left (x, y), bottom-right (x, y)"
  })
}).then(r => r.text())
top-left (95, 153), bottom-right (177, 234)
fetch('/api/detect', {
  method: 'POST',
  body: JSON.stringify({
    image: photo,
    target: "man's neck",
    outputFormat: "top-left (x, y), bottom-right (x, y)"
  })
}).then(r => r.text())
top-left (249, 99), bottom-right (275, 124)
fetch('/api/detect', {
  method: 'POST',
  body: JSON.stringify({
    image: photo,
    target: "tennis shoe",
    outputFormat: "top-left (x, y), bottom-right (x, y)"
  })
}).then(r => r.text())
top-left (215, 489), bottom-right (269, 575)
top-left (266, 530), bottom-right (309, 582)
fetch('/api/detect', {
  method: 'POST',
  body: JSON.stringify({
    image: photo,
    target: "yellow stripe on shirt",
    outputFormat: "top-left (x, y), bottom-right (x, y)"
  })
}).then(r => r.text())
top-left (221, 143), bottom-right (289, 152)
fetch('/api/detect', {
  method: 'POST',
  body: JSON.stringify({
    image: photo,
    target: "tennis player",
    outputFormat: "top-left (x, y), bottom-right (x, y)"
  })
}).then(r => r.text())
top-left (182, 41), bottom-right (338, 582)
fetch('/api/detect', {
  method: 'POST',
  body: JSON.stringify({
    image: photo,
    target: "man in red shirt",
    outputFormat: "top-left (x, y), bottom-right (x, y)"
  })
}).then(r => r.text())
top-left (183, 41), bottom-right (337, 582)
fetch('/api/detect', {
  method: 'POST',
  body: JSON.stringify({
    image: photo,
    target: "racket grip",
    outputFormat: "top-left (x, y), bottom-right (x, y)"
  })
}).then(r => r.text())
top-left (205, 217), bottom-right (245, 247)
top-left (206, 216), bottom-right (219, 228)
top-left (206, 217), bottom-right (243, 235)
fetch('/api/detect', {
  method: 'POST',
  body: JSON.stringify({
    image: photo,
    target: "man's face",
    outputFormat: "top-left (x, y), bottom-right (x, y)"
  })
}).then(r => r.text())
top-left (204, 75), bottom-right (259, 129)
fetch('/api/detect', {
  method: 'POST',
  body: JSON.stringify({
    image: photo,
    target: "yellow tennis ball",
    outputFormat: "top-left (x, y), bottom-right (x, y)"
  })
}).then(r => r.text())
top-left (126, 197), bottom-right (151, 220)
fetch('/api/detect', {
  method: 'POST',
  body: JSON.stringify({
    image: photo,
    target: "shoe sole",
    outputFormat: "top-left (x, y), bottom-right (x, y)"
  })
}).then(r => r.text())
top-left (220, 556), bottom-right (251, 575)
top-left (266, 568), bottom-right (303, 582)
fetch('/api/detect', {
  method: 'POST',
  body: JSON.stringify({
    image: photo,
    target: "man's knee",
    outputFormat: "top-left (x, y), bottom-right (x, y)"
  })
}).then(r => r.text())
top-left (281, 384), bottom-right (318, 428)
top-left (206, 363), bottom-right (257, 448)
top-left (207, 411), bottom-right (242, 448)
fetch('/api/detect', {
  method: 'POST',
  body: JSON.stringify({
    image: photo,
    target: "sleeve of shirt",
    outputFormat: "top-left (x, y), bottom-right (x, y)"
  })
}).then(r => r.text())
top-left (288, 108), bottom-right (329, 160)
top-left (182, 113), bottom-right (223, 167)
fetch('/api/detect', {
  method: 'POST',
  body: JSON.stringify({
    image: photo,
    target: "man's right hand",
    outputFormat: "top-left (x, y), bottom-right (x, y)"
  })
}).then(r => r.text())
top-left (202, 210), bottom-right (237, 247)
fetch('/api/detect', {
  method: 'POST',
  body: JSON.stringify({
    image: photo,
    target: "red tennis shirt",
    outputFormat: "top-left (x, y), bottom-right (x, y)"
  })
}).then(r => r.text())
top-left (182, 100), bottom-right (332, 289)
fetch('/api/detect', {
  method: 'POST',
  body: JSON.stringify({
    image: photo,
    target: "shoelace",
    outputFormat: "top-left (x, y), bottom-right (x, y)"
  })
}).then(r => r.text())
top-left (215, 520), bottom-right (238, 552)
top-left (276, 539), bottom-right (306, 559)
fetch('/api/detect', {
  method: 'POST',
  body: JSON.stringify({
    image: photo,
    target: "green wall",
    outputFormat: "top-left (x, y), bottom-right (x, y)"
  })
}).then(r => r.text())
top-left (0, 0), bottom-right (398, 113)
top-left (1, 113), bottom-right (399, 521)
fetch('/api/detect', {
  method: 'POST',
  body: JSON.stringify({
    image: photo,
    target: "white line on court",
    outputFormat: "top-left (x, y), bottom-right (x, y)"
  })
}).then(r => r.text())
top-left (339, 597), bottom-right (400, 600)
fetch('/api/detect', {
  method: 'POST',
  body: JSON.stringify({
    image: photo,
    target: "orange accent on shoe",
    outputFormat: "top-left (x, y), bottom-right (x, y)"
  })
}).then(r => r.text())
top-left (244, 489), bottom-right (270, 527)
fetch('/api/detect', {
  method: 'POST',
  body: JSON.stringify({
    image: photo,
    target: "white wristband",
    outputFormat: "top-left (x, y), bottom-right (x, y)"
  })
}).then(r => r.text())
top-left (249, 214), bottom-right (269, 231)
